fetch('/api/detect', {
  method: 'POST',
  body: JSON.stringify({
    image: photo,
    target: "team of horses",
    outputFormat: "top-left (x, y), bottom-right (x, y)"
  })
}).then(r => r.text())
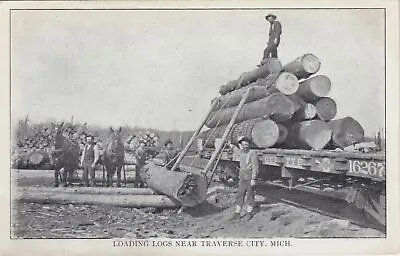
top-left (51, 123), bottom-right (125, 187)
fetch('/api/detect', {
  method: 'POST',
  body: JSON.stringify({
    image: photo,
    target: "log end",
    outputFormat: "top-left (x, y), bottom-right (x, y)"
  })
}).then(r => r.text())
top-left (303, 120), bottom-right (332, 150)
top-left (302, 53), bottom-right (321, 74)
top-left (275, 72), bottom-right (299, 95)
top-left (315, 97), bottom-right (337, 121)
top-left (309, 75), bottom-right (331, 98)
top-left (302, 103), bottom-right (317, 120)
top-left (329, 117), bottom-right (365, 148)
top-left (251, 119), bottom-right (280, 148)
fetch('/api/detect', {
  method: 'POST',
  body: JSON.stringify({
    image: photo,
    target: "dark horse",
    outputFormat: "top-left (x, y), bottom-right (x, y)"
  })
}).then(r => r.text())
top-left (104, 127), bottom-right (125, 187)
top-left (51, 122), bottom-right (80, 187)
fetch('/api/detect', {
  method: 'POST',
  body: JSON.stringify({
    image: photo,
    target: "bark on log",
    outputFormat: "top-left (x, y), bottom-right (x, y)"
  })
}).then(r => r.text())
top-left (144, 163), bottom-right (207, 207)
top-left (283, 53), bottom-right (321, 80)
top-left (219, 58), bottom-right (282, 95)
top-left (16, 189), bottom-right (179, 208)
top-left (202, 119), bottom-right (287, 148)
top-left (285, 120), bottom-right (332, 150)
top-left (328, 117), bottom-right (365, 149)
top-left (206, 92), bottom-right (299, 128)
top-left (213, 72), bottom-right (299, 111)
top-left (17, 186), bottom-right (156, 195)
top-left (297, 75), bottom-right (331, 102)
top-left (315, 97), bottom-right (337, 121)
top-left (287, 95), bottom-right (317, 121)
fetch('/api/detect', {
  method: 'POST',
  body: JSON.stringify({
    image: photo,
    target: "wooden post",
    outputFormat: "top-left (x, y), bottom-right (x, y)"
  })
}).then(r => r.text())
top-left (170, 99), bottom-right (218, 172)
top-left (203, 87), bottom-right (252, 175)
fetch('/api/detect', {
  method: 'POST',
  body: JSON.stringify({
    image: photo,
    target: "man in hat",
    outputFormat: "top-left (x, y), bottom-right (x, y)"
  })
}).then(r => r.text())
top-left (80, 134), bottom-right (100, 187)
top-left (260, 14), bottom-right (282, 65)
top-left (134, 139), bottom-right (147, 187)
top-left (228, 136), bottom-right (259, 221)
top-left (161, 139), bottom-right (180, 170)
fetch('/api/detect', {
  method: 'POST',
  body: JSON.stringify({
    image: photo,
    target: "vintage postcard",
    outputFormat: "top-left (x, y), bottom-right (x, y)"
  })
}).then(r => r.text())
top-left (0, 0), bottom-right (399, 255)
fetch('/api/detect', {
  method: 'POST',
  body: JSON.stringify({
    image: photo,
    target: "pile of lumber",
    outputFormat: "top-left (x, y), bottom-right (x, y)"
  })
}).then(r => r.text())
top-left (201, 54), bottom-right (365, 150)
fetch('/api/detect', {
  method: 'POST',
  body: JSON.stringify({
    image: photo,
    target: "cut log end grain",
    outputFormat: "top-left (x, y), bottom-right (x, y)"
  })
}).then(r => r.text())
top-left (302, 103), bottom-right (317, 120)
top-left (28, 151), bottom-right (45, 165)
top-left (251, 119), bottom-right (280, 148)
top-left (328, 117), bottom-right (365, 149)
top-left (286, 120), bottom-right (332, 150)
top-left (315, 97), bottom-right (337, 121)
top-left (298, 75), bottom-right (332, 102)
top-left (302, 53), bottom-right (321, 74)
top-left (274, 72), bottom-right (299, 95)
top-left (283, 53), bottom-right (321, 80)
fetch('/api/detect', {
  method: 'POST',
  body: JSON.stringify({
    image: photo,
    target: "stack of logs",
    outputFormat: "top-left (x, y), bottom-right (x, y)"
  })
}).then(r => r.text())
top-left (124, 131), bottom-right (161, 161)
top-left (202, 54), bottom-right (365, 150)
top-left (13, 123), bottom-right (103, 169)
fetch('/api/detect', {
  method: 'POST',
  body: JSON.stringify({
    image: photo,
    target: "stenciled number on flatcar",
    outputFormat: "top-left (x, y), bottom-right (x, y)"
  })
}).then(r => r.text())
top-left (348, 160), bottom-right (385, 178)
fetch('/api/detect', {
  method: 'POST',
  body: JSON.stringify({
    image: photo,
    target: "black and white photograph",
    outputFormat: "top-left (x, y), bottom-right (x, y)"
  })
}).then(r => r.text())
top-left (2, 1), bottom-right (399, 255)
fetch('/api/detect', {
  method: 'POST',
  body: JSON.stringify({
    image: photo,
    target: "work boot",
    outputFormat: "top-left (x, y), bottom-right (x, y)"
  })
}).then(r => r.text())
top-left (229, 212), bottom-right (241, 221)
top-left (242, 211), bottom-right (255, 221)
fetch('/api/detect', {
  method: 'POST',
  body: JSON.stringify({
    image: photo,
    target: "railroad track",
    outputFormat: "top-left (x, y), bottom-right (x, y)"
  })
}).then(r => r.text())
top-left (255, 182), bottom-right (386, 233)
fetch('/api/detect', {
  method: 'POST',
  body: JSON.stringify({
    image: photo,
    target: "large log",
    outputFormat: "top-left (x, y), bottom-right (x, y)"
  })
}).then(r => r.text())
top-left (206, 92), bottom-right (299, 128)
top-left (16, 189), bottom-right (179, 208)
top-left (144, 163), bottom-right (207, 207)
top-left (297, 75), bottom-right (331, 102)
top-left (328, 117), bottom-right (365, 149)
top-left (212, 72), bottom-right (299, 111)
top-left (285, 120), bottom-right (332, 150)
top-left (283, 53), bottom-right (321, 80)
top-left (18, 186), bottom-right (156, 195)
top-left (315, 97), bottom-right (337, 121)
top-left (219, 58), bottom-right (282, 95)
top-left (202, 119), bottom-right (287, 148)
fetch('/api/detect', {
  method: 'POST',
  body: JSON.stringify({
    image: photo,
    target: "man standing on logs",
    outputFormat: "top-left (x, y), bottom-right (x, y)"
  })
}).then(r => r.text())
top-left (260, 14), bottom-right (282, 66)
top-left (80, 134), bottom-right (100, 187)
top-left (228, 136), bottom-right (259, 221)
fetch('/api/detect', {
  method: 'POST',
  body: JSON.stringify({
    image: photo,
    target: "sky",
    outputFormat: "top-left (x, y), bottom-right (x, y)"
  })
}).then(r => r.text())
top-left (11, 9), bottom-right (385, 136)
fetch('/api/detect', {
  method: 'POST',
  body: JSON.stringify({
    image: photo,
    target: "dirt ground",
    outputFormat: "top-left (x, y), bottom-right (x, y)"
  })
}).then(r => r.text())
top-left (11, 169), bottom-right (385, 239)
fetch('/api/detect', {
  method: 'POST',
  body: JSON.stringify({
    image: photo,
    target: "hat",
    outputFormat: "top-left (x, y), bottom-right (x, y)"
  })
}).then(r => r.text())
top-left (265, 14), bottom-right (277, 20)
top-left (164, 139), bottom-right (173, 147)
top-left (237, 136), bottom-right (251, 144)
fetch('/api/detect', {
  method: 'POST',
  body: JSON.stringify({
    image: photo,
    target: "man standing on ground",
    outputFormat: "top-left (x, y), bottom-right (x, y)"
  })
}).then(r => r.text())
top-left (80, 134), bottom-right (100, 187)
top-left (135, 139), bottom-right (147, 187)
top-left (228, 136), bottom-right (259, 221)
top-left (260, 14), bottom-right (282, 65)
top-left (161, 139), bottom-right (180, 170)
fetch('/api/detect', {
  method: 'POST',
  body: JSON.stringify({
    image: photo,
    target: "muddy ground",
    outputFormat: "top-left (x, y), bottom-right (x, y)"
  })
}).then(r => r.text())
top-left (11, 168), bottom-right (384, 239)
